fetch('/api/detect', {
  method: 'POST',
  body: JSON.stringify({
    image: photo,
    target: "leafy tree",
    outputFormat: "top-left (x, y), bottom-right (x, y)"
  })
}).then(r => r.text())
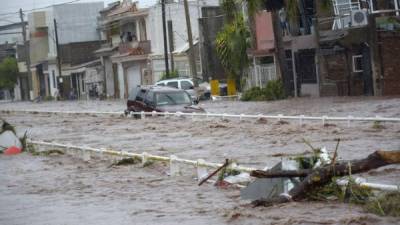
top-left (216, 0), bottom-right (251, 90)
top-left (216, 14), bottom-right (250, 81)
top-left (0, 57), bottom-right (18, 91)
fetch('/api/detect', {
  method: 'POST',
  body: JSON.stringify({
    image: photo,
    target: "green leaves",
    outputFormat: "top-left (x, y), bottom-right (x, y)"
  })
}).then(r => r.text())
top-left (0, 57), bottom-right (18, 90)
top-left (246, 0), bottom-right (263, 17)
top-left (216, 14), bottom-right (250, 80)
top-left (241, 80), bottom-right (286, 101)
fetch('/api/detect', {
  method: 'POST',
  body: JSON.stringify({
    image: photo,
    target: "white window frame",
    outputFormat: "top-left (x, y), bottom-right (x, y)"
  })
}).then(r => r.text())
top-left (370, 0), bottom-right (399, 15)
top-left (352, 55), bottom-right (363, 73)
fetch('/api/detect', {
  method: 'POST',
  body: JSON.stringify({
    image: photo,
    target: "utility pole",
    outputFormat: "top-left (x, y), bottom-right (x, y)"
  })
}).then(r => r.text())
top-left (183, 0), bottom-right (198, 86)
top-left (196, 0), bottom-right (202, 80)
top-left (167, 20), bottom-right (175, 72)
top-left (161, 0), bottom-right (170, 78)
top-left (54, 19), bottom-right (63, 98)
top-left (19, 8), bottom-right (32, 100)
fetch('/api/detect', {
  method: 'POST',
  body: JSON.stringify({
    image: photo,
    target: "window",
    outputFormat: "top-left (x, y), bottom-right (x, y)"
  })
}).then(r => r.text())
top-left (144, 91), bottom-right (154, 104)
top-left (155, 92), bottom-right (191, 106)
top-left (52, 70), bottom-right (56, 88)
top-left (371, 0), bottom-right (399, 12)
top-left (352, 55), bottom-right (363, 73)
top-left (136, 89), bottom-right (146, 101)
top-left (157, 82), bottom-right (165, 86)
top-left (181, 81), bottom-right (193, 90)
top-left (166, 81), bottom-right (178, 89)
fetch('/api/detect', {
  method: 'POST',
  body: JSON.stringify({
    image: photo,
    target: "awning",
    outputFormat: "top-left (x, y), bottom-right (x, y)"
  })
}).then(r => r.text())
top-left (94, 46), bottom-right (118, 55)
top-left (62, 59), bottom-right (101, 74)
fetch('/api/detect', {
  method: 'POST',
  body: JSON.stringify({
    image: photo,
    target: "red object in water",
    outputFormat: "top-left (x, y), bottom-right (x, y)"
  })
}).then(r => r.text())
top-left (4, 146), bottom-right (22, 155)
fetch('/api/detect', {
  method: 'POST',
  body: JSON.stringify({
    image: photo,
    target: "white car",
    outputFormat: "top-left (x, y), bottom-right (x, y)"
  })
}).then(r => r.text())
top-left (155, 78), bottom-right (199, 100)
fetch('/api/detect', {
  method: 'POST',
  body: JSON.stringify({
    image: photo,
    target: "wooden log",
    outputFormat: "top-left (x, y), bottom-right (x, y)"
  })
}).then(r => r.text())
top-left (250, 169), bottom-right (311, 178)
top-left (253, 150), bottom-right (400, 206)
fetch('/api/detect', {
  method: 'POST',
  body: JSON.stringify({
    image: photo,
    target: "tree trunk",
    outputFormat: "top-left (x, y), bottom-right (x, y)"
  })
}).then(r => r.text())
top-left (271, 11), bottom-right (292, 96)
top-left (252, 150), bottom-right (400, 206)
top-left (251, 169), bottom-right (312, 178)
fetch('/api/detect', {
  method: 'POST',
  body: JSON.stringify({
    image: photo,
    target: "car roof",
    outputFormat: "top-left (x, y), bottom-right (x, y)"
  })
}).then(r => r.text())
top-left (156, 77), bottom-right (192, 82)
top-left (137, 85), bottom-right (185, 93)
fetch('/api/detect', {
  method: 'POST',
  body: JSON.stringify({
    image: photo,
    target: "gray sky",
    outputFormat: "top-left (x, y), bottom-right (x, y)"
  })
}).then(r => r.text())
top-left (0, 0), bottom-right (157, 25)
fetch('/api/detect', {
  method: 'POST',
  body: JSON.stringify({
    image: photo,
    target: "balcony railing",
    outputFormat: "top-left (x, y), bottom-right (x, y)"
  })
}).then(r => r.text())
top-left (118, 40), bottom-right (151, 55)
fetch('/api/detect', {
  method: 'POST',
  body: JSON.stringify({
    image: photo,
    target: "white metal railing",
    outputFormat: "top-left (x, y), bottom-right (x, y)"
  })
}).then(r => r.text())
top-left (332, 0), bottom-right (361, 30)
top-left (247, 64), bottom-right (277, 89)
top-left (28, 139), bottom-right (400, 191)
top-left (28, 140), bottom-right (255, 173)
top-left (2, 110), bottom-right (400, 126)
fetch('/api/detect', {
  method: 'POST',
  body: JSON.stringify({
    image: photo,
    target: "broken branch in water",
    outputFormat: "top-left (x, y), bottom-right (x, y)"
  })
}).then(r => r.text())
top-left (252, 150), bottom-right (400, 206)
top-left (198, 159), bottom-right (230, 186)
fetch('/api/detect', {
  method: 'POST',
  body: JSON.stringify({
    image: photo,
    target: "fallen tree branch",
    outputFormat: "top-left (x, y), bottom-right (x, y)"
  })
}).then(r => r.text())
top-left (253, 150), bottom-right (400, 206)
top-left (250, 169), bottom-right (312, 178)
top-left (198, 159), bottom-right (229, 186)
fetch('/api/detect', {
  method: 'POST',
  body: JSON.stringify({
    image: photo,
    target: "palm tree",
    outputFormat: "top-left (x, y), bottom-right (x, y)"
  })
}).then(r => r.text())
top-left (216, 0), bottom-right (251, 90)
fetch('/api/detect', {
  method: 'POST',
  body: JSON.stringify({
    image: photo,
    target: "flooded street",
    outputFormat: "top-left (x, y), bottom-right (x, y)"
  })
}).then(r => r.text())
top-left (1, 97), bottom-right (400, 224)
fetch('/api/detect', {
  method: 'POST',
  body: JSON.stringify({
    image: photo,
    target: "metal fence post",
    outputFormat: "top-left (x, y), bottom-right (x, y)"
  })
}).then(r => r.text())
top-left (141, 111), bottom-right (145, 120)
top-left (196, 159), bottom-right (208, 181)
top-left (169, 155), bottom-right (180, 176)
top-left (141, 152), bottom-right (149, 166)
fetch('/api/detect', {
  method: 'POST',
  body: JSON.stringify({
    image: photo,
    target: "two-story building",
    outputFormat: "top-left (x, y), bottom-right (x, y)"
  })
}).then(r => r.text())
top-left (97, 0), bottom-right (219, 99)
top-left (28, 2), bottom-right (104, 100)
top-left (248, 0), bottom-right (400, 97)
top-left (96, 0), bottom-right (150, 99)
top-left (248, 0), bottom-right (318, 97)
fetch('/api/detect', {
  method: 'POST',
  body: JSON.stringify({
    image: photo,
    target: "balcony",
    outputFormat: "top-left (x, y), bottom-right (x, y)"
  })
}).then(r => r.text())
top-left (118, 40), bottom-right (151, 55)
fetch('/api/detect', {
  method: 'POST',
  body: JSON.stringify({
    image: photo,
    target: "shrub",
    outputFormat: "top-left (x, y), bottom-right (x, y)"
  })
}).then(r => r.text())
top-left (264, 80), bottom-right (286, 101)
top-left (241, 87), bottom-right (265, 101)
top-left (241, 80), bottom-right (286, 101)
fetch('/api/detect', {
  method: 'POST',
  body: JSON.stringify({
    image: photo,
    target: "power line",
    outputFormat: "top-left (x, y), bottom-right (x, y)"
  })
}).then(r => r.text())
top-left (23, 0), bottom-right (82, 13)
top-left (0, 0), bottom-right (82, 16)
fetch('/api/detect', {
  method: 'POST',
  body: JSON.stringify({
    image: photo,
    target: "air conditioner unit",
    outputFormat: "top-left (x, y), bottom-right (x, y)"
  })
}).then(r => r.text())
top-left (351, 9), bottom-right (368, 27)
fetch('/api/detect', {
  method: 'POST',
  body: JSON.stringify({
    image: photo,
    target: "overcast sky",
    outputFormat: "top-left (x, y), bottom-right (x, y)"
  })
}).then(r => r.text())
top-left (0, 0), bottom-right (157, 25)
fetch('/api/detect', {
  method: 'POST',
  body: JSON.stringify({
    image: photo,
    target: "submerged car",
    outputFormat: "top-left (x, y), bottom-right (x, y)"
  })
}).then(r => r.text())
top-left (125, 86), bottom-right (205, 115)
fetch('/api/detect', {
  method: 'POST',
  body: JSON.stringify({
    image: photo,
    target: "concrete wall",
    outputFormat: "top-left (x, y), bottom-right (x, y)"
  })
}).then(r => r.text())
top-left (199, 6), bottom-right (225, 81)
top-left (103, 56), bottom-right (115, 97)
top-left (28, 11), bottom-right (49, 65)
top-left (148, 2), bottom-right (200, 56)
top-left (255, 11), bottom-right (274, 51)
top-left (52, 2), bottom-right (104, 45)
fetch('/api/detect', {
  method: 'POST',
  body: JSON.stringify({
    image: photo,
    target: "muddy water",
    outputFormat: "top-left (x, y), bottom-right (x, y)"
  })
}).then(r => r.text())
top-left (1, 154), bottom-right (398, 225)
top-left (1, 97), bottom-right (400, 224)
top-left (2, 112), bottom-right (400, 182)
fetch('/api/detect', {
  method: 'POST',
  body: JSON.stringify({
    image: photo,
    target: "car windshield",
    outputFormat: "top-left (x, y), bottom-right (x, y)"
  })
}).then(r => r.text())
top-left (156, 92), bottom-right (192, 106)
